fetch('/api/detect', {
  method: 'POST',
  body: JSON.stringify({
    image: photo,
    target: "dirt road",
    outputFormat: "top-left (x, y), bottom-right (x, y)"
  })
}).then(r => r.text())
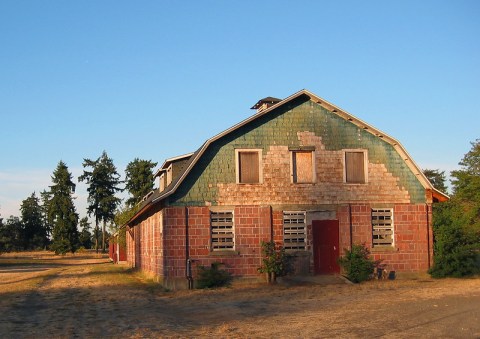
top-left (0, 253), bottom-right (479, 338)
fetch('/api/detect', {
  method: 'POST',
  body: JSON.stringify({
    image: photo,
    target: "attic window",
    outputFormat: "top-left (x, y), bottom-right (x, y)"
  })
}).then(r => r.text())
top-left (236, 149), bottom-right (262, 184)
top-left (291, 150), bottom-right (315, 183)
top-left (344, 150), bottom-right (368, 184)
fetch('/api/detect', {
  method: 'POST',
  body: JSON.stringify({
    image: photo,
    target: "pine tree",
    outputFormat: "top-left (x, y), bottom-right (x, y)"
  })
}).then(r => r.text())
top-left (40, 189), bottom-right (53, 240)
top-left (20, 192), bottom-right (48, 250)
top-left (48, 161), bottom-right (80, 254)
top-left (124, 158), bottom-right (157, 207)
top-left (423, 169), bottom-right (448, 193)
top-left (79, 151), bottom-right (122, 253)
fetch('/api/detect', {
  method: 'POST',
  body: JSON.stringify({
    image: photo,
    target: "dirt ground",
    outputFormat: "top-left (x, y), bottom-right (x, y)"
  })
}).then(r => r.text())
top-left (0, 252), bottom-right (479, 338)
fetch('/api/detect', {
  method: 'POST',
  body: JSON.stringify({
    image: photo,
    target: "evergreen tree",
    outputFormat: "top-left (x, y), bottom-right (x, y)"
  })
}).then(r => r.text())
top-left (124, 158), bottom-right (157, 207)
top-left (79, 217), bottom-right (93, 249)
top-left (40, 189), bottom-right (53, 240)
top-left (47, 161), bottom-right (80, 254)
top-left (0, 216), bottom-right (24, 253)
top-left (423, 169), bottom-right (448, 193)
top-left (20, 192), bottom-right (48, 250)
top-left (79, 151), bottom-right (122, 253)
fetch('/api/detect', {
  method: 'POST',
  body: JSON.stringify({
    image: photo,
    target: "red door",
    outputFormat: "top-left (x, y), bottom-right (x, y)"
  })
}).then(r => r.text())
top-left (312, 220), bottom-right (340, 274)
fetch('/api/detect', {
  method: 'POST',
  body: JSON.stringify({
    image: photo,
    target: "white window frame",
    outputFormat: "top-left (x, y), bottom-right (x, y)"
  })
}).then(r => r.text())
top-left (290, 150), bottom-right (316, 184)
top-left (210, 210), bottom-right (235, 251)
top-left (235, 149), bottom-right (263, 184)
top-left (372, 208), bottom-right (394, 247)
top-left (283, 211), bottom-right (307, 251)
top-left (343, 149), bottom-right (368, 184)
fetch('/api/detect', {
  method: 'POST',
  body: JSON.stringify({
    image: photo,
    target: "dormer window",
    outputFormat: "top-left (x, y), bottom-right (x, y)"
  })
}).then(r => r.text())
top-left (166, 164), bottom-right (173, 186)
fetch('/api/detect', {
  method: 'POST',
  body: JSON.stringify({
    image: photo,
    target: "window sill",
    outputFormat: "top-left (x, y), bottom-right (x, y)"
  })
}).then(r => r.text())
top-left (209, 250), bottom-right (240, 257)
top-left (371, 246), bottom-right (397, 252)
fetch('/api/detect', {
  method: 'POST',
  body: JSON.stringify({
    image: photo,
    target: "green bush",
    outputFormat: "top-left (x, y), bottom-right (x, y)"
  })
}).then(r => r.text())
top-left (338, 243), bottom-right (380, 283)
top-left (196, 262), bottom-right (233, 289)
top-left (429, 201), bottom-right (480, 278)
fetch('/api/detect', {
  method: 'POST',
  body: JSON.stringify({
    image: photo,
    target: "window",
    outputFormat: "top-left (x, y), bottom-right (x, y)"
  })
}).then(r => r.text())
top-left (291, 150), bottom-right (315, 183)
top-left (344, 150), bottom-right (367, 183)
top-left (283, 211), bottom-right (307, 251)
top-left (210, 210), bottom-right (234, 251)
top-left (372, 208), bottom-right (394, 247)
top-left (236, 149), bottom-right (262, 184)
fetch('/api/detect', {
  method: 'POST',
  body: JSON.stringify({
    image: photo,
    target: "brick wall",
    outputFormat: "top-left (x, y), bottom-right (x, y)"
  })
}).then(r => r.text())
top-left (127, 205), bottom-right (273, 289)
top-left (128, 201), bottom-right (432, 287)
top-left (348, 203), bottom-right (432, 272)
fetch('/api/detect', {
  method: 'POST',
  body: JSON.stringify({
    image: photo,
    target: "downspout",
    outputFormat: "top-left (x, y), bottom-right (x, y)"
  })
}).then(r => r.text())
top-left (185, 206), bottom-right (193, 289)
top-left (269, 205), bottom-right (274, 242)
top-left (348, 204), bottom-right (353, 250)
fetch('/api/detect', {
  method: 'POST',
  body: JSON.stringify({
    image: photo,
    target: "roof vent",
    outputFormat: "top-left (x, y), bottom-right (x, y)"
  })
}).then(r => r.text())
top-left (251, 96), bottom-right (281, 113)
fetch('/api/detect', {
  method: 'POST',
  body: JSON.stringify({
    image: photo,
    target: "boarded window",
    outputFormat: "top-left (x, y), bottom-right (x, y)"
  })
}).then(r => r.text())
top-left (292, 151), bottom-right (314, 183)
top-left (372, 208), bottom-right (394, 247)
top-left (345, 151), bottom-right (366, 183)
top-left (238, 151), bottom-right (260, 183)
top-left (210, 211), bottom-right (234, 251)
top-left (283, 211), bottom-right (307, 251)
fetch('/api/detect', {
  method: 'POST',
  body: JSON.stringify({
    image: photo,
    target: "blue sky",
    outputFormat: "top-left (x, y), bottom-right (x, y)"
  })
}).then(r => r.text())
top-left (1, 1), bottom-right (479, 219)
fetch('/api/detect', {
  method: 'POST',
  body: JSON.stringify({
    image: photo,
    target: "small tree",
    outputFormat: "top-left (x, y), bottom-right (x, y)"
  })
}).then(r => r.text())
top-left (338, 243), bottom-right (380, 283)
top-left (258, 240), bottom-right (292, 283)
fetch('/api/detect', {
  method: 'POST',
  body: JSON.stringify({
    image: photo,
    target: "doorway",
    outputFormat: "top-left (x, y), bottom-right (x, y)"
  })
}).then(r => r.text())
top-left (312, 220), bottom-right (340, 274)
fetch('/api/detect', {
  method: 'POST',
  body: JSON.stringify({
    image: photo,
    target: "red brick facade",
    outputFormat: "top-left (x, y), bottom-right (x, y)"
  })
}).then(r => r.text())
top-left (126, 202), bottom-right (433, 289)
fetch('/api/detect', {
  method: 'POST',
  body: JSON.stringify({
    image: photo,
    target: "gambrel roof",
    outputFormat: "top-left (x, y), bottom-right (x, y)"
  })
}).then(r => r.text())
top-left (129, 89), bottom-right (448, 224)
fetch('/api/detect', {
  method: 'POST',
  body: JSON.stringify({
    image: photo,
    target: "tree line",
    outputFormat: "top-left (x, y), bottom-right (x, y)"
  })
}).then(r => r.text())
top-left (0, 152), bottom-right (156, 254)
top-left (1, 140), bottom-right (479, 277)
